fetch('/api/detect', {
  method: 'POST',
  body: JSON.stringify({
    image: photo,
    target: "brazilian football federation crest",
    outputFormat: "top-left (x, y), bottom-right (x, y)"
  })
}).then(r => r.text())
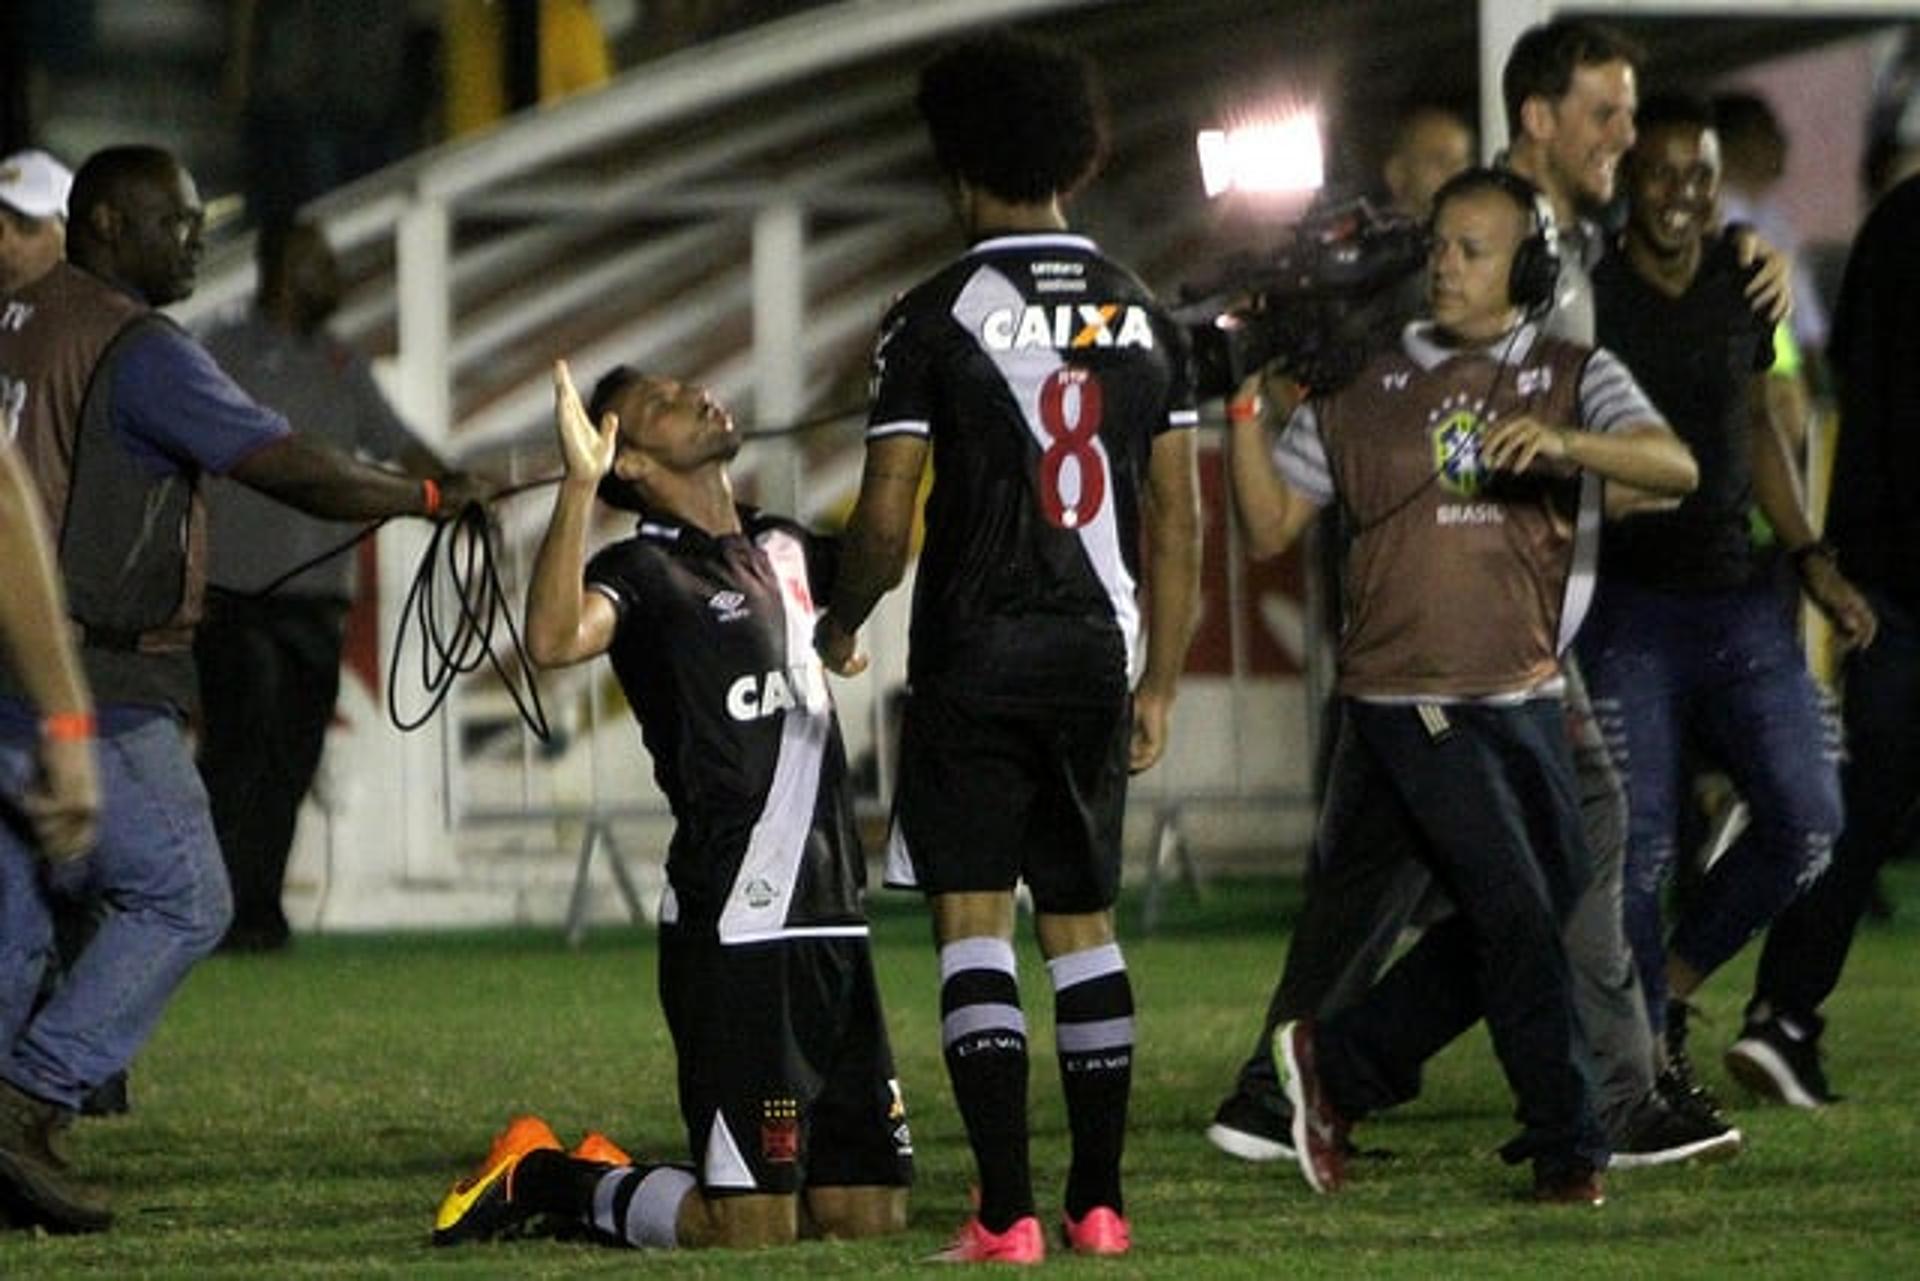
top-left (1428, 391), bottom-right (1490, 497)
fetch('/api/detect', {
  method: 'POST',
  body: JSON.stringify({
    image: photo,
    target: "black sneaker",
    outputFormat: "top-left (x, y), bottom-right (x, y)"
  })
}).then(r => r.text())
top-left (1657, 1062), bottom-right (1735, 1133)
top-left (1726, 1013), bottom-right (1836, 1109)
top-left (1609, 1090), bottom-right (1742, 1170)
top-left (1205, 1089), bottom-right (1296, 1163)
top-left (1663, 1000), bottom-right (1734, 1128)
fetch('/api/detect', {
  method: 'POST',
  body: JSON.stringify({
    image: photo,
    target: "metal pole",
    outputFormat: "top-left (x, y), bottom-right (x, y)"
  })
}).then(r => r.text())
top-left (753, 200), bottom-right (806, 515)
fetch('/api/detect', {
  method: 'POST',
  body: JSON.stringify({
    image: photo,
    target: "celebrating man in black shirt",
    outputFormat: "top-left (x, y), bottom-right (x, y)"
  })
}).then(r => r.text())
top-left (1582, 94), bottom-right (1876, 1113)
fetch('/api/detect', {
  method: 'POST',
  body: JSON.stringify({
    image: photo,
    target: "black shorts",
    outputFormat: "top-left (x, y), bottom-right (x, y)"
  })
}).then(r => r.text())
top-left (884, 687), bottom-right (1131, 913)
top-left (657, 928), bottom-right (913, 1198)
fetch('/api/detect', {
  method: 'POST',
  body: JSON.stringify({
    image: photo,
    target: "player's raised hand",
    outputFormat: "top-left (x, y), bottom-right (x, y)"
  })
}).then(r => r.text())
top-left (553, 360), bottom-right (619, 484)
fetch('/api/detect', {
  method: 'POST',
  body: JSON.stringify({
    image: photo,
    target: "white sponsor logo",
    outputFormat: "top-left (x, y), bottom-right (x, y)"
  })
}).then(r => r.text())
top-left (725, 665), bottom-right (828, 721)
top-left (980, 303), bottom-right (1156, 352)
top-left (1516, 366), bottom-right (1553, 397)
top-left (1436, 502), bottom-right (1507, 526)
top-left (0, 302), bottom-right (33, 332)
top-left (1382, 371), bottom-right (1410, 391)
top-left (707, 589), bottom-right (749, 623)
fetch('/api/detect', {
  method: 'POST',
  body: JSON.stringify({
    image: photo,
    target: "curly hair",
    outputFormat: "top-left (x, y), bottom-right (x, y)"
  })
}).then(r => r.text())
top-left (915, 29), bottom-right (1108, 203)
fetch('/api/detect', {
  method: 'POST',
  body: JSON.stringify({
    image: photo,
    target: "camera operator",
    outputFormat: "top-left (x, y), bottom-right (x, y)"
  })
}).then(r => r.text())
top-left (1208, 20), bottom-right (1760, 1173)
top-left (1231, 167), bottom-right (1694, 1202)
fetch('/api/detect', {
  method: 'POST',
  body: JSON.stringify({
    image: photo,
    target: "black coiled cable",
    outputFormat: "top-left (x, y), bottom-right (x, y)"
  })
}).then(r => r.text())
top-left (236, 398), bottom-right (869, 743)
top-left (387, 498), bottom-right (551, 741)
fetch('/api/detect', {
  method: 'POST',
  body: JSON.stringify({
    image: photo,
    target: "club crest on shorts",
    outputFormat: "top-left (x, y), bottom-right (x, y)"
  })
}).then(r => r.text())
top-left (761, 1097), bottom-right (799, 1163)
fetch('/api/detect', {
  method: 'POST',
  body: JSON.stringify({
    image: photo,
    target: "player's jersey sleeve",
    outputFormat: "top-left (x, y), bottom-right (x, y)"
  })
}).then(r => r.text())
top-left (585, 541), bottom-right (645, 627)
top-left (866, 299), bottom-right (936, 441)
top-left (1577, 347), bottom-right (1666, 436)
top-left (1157, 311), bottom-right (1201, 435)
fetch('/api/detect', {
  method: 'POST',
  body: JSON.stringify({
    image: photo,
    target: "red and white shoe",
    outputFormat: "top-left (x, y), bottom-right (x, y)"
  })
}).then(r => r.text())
top-left (1063, 1205), bottom-right (1131, 1256)
top-left (930, 1214), bottom-right (1046, 1264)
top-left (1276, 1019), bottom-right (1349, 1194)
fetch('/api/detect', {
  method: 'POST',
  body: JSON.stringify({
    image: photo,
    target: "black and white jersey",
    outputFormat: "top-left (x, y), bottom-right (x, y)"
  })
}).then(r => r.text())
top-left (868, 232), bottom-right (1198, 705)
top-left (585, 509), bottom-right (865, 944)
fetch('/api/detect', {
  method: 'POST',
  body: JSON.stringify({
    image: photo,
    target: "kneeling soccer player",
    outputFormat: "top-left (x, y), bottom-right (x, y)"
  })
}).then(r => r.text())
top-left (431, 361), bottom-right (911, 1251)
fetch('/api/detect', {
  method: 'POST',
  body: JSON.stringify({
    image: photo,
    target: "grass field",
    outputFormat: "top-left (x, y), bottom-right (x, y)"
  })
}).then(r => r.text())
top-left (4, 864), bottom-right (1918, 1278)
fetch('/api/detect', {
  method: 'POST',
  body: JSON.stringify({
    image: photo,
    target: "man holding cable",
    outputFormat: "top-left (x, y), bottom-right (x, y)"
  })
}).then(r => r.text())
top-left (0, 144), bottom-right (484, 1232)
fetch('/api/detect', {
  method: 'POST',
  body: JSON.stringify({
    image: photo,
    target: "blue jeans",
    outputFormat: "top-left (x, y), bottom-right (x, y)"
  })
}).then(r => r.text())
top-left (1577, 578), bottom-right (1840, 1033)
top-left (1753, 588), bottom-right (1920, 1020)
top-left (0, 712), bottom-right (232, 1110)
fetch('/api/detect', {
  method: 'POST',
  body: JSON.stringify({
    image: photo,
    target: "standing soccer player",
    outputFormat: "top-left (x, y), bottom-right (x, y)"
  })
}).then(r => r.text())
top-left (817, 30), bottom-right (1202, 1263)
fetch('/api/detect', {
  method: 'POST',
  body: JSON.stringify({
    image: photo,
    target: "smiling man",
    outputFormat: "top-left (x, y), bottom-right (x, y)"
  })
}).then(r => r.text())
top-left (1582, 94), bottom-right (1877, 1121)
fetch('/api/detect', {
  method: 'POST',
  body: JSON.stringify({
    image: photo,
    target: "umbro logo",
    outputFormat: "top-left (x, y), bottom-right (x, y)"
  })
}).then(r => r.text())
top-left (1381, 372), bottom-right (1410, 391)
top-left (707, 590), bottom-right (749, 623)
top-left (1516, 366), bottom-right (1553, 397)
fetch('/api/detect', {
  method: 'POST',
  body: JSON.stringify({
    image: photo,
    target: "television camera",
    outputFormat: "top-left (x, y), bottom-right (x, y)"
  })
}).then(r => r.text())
top-left (1176, 197), bottom-right (1430, 398)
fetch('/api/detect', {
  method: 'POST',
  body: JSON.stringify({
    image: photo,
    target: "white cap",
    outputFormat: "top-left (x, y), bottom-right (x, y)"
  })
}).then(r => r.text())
top-left (0, 150), bottom-right (74, 221)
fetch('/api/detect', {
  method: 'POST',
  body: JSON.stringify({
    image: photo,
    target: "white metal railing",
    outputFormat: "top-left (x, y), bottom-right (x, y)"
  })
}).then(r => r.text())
top-left (182, 0), bottom-right (1335, 935)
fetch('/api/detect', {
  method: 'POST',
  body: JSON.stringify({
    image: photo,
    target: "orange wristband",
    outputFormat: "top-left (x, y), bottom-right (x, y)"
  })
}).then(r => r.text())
top-left (421, 476), bottom-right (443, 517)
top-left (42, 711), bottom-right (96, 743)
top-left (1226, 396), bottom-right (1264, 425)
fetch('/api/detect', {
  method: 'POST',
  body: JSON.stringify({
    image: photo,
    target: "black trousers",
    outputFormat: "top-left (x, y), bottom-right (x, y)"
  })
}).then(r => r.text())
top-left (1230, 665), bottom-right (1650, 1137)
top-left (1307, 699), bottom-right (1605, 1169)
top-left (194, 590), bottom-right (348, 945)
top-left (1752, 589), bottom-right (1920, 1020)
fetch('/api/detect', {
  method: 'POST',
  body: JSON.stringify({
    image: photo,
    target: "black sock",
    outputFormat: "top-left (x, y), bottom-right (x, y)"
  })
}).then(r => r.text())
top-left (514, 1150), bottom-right (697, 1249)
top-left (940, 936), bottom-right (1033, 1232)
top-left (508, 1149), bottom-right (607, 1216)
top-left (1048, 942), bottom-right (1133, 1219)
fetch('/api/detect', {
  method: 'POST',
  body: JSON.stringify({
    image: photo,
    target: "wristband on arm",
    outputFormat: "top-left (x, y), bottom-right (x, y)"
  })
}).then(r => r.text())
top-left (421, 476), bottom-right (443, 517)
top-left (1226, 395), bottom-right (1264, 425)
top-left (42, 711), bottom-right (96, 743)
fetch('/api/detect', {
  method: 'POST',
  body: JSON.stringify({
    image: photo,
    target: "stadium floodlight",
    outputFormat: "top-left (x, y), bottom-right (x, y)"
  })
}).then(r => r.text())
top-left (1197, 107), bottom-right (1325, 198)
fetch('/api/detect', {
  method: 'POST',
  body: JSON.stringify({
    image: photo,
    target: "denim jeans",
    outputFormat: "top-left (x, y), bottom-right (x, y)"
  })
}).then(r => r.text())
top-left (0, 711), bottom-right (231, 1110)
top-left (1753, 589), bottom-right (1920, 1020)
top-left (1577, 577), bottom-right (1840, 1033)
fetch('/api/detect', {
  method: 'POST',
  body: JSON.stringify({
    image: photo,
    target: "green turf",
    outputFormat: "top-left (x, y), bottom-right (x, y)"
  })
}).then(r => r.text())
top-left (4, 864), bottom-right (1918, 1278)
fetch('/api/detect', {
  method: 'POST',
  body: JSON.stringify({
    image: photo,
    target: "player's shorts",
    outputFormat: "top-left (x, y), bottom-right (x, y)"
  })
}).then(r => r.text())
top-left (658, 928), bottom-right (913, 1199)
top-left (884, 686), bottom-right (1131, 913)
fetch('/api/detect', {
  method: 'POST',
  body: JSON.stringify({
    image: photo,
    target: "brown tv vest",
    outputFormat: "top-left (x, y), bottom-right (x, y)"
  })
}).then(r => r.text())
top-left (1316, 334), bottom-right (1593, 700)
top-left (0, 261), bottom-right (207, 712)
